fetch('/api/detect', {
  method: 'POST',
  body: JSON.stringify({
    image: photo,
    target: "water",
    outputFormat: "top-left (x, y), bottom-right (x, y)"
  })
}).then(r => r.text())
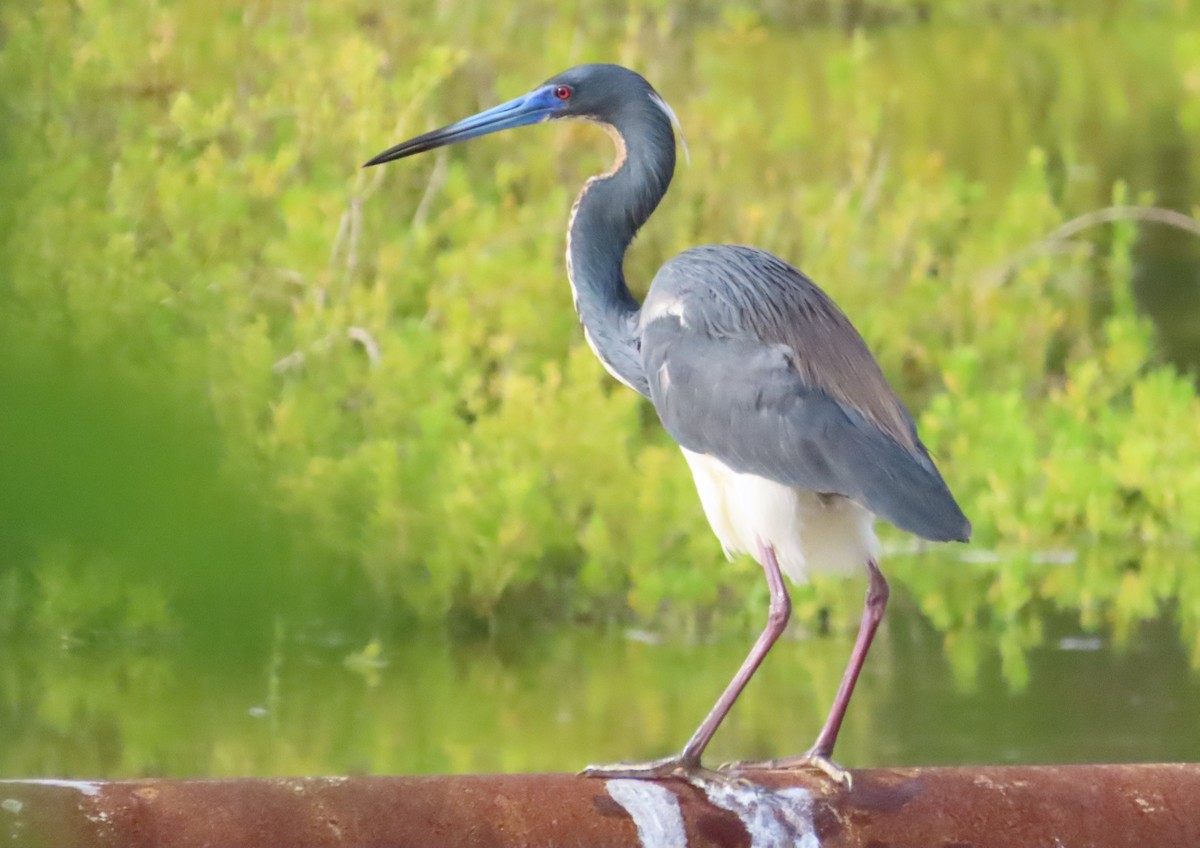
top-left (3, 6), bottom-right (1200, 780)
top-left (4, 597), bottom-right (1197, 778)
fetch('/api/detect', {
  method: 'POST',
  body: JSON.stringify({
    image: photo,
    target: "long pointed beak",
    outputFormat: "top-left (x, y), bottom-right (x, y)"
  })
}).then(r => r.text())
top-left (364, 88), bottom-right (561, 167)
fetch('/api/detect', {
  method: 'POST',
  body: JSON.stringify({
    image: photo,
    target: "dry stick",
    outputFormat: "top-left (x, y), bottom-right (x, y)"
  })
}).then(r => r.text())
top-left (982, 205), bottom-right (1200, 286)
top-left (343, 196), bottom-right (363, 289)
top-left (859, 148), bottom-right (890, 222)
top-left (347, 326), bottom-right (381, 366)
top-left (328, 207), bottom-right (350, 271)
top-left (1046, 205), bottom-right (1200, 242)
top-left (411, 149), bottom-right (449, 231)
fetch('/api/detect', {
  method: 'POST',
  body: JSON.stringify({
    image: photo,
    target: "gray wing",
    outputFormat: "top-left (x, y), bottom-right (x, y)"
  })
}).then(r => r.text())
top-left (640, 245), bottom-right (970, 543)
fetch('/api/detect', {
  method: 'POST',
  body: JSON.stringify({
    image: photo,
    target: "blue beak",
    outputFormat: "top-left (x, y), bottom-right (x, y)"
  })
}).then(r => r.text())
top-left (364, 87), bottom-right (563, 167)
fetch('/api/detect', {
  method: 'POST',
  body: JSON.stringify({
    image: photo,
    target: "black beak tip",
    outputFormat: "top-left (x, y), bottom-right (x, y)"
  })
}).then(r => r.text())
top-left (363, 145), bottom-right (415, 168)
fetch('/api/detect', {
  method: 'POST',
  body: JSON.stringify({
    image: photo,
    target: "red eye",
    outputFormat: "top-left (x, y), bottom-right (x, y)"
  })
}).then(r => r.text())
top-left (554, 85), bottom-right (572, 101)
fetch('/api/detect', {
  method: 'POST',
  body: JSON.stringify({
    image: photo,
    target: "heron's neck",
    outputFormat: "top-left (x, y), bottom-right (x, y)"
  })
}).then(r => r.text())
top-left (566, 121), bottom-right (674, 398)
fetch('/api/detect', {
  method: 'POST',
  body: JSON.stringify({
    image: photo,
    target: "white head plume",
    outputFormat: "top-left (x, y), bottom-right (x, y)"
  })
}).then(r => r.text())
top-left (649, 91), bottom-right (690, 167)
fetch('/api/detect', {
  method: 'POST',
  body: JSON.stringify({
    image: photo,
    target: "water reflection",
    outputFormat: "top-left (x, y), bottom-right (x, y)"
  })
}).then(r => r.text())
top-left (3, 600), bottom-right (1198, 778)
top-left (1132, 124), bottom-right (1200, 369)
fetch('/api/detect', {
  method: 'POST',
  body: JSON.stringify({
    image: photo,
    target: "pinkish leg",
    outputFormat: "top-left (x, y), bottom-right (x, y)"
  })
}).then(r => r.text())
top-left (806, 557), bottom-right (889, 760)
top-left (581, 539), bottom-right (791, 780)
top-left (725, 557), bottom-right (889, 787)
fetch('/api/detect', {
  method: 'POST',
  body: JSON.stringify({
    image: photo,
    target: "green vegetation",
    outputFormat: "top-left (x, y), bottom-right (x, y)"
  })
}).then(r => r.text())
top-left (2, 0), bottom-right (1199, 688)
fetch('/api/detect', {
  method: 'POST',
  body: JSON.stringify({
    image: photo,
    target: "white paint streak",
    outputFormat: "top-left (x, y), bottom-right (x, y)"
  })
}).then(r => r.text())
top-left (703, 781), bottom-right (821, 848)
top-left (1134, 795), bottom-right (1162, 814)
top-left (607, 779), bottom-right (687, 848)
top-left (0, 779), bottom-right (102, 797)
top-left (681, 449), bottom-right (879, 584)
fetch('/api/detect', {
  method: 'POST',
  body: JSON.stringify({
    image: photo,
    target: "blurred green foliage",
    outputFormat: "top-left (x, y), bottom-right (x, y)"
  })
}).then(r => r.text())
top-left (1, 0), bottom-right (1199, 677)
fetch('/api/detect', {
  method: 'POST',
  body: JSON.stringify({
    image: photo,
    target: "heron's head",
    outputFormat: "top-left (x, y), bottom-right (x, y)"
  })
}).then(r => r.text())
top-left (364, 63), bottom-right (684, 167)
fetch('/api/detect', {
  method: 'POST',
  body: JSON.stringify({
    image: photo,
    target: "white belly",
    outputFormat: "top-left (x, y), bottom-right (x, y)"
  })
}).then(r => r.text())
top-left (681, 448), bottom-right (880, 584)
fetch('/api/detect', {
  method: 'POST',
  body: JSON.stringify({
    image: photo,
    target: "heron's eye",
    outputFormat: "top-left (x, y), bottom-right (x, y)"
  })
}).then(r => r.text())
top-left (554, 85), bottom-right (572, 101)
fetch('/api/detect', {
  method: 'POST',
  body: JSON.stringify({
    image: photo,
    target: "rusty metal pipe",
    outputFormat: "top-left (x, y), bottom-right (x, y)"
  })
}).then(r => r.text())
top-left (3, 765), bottom-right (1199, 847)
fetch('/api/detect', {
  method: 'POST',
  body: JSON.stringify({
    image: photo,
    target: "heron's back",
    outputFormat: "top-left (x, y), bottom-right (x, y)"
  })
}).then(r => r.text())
top-left (640, 244), bottom-right (971, 545)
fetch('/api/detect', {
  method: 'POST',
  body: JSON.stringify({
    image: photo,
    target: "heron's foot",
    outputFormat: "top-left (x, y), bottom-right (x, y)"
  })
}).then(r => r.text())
top-left (720, 751), bottom-right (853, 789)
top-left (580, 754), bottom-right (727, 787)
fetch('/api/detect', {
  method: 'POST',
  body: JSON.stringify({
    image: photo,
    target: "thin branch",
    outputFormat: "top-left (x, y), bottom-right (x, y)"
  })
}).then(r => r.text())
top-left (272, 351), bottom-right (306, 374)
top-left (328, 206), bottom-right (350, 270)
top-left (1045, 205), bottom-right (1200, 242)
top-left (343, 196), bottom-right (363, 287)
top-left (347, 326), bottom-right (381, 366)
top-left (411, 149), bottom-right (449, 230)
top-left (981, 205), bottom-right (1200, 286)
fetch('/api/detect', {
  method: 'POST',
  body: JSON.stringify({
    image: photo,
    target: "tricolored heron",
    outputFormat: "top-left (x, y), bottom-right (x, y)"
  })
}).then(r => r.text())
top-left (366, 64), bottom-right (970, 784)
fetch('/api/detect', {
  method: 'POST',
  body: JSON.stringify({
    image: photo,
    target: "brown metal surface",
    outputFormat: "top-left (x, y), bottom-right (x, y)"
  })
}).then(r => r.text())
top-left (3, 764), bottom-right (1199, 847)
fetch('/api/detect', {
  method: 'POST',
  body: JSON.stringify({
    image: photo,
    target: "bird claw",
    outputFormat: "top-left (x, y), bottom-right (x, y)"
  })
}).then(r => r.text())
top-left (580, 755), bottom-right (729, 788)
top-left (804, 754), bottom-right (853, 789)
top-left (720, 752), bottom-right (853, 790)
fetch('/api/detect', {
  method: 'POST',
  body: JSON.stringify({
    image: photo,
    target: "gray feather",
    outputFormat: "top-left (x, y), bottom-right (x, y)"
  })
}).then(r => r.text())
top-left (640, 245), bottom-right (970, 543)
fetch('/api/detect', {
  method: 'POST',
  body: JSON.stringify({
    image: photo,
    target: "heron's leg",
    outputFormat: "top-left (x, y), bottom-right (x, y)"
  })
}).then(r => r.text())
top-left (806, 557), bottom-right (889, 761)
top-left (678, 540), bottom-right (792, 762)
top-left (725, 558), bottom-right (889, 787)
top-left (581, 540), bottom-right (791, 781)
